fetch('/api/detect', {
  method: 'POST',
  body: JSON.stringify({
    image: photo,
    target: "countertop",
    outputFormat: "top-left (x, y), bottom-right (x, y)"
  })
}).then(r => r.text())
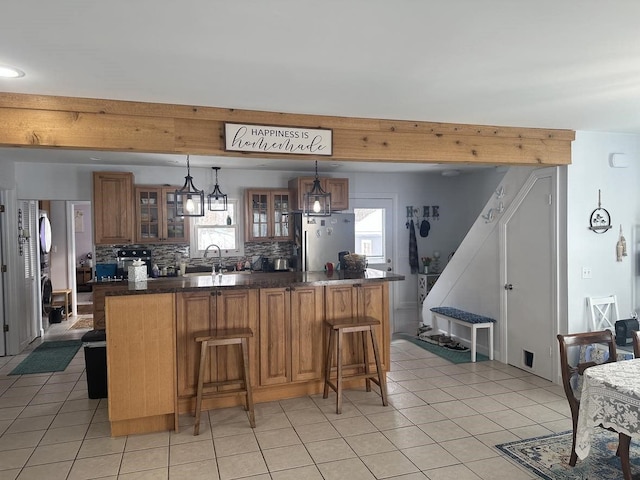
top-left (93, 269), bottom-right (405, 296)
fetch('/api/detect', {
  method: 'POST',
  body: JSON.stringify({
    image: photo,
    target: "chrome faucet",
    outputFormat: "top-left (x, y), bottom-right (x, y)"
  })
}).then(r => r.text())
top-left (203, 244), bottom-right (223, 274)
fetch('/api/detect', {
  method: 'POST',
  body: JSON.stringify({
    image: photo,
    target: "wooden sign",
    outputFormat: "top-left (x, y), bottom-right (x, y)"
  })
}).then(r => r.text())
top-left (224, 123), bottom-right (332, 156)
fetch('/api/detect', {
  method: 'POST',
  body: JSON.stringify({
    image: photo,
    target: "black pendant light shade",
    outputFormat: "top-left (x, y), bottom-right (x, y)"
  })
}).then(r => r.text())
top-left (304, 160), bottom-right (331, 217)
top-left (174, 155), bottom-right (205, 217)
top-left (207, 167), bottom-right (228, 211)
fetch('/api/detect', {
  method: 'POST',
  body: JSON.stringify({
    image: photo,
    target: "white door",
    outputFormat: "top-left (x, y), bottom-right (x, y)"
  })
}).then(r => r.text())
top-left (0, 195), bottom-right (5, 356)
top-left (20, 201), bottom-right (41, 348)
top-left (352, 196), bottom-right (397, 326)
top-left (501, 169), bottom-right (556, 381)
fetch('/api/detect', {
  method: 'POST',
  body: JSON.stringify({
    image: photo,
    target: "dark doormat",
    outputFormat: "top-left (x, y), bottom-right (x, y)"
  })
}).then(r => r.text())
top-left (392, 333), bottom-right (489, 364)
top-left (9, 340), bottom-right (82, 375)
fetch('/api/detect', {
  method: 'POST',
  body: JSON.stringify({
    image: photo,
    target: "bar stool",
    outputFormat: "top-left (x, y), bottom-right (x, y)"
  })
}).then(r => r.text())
top-left (193, 327), bottom-right (255, 435)
top-left (323, 316), bottom-right (388, 414)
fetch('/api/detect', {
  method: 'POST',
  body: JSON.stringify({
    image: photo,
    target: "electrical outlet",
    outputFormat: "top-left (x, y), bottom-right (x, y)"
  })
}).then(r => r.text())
top-left (582, 266), bottom-right (592, 279)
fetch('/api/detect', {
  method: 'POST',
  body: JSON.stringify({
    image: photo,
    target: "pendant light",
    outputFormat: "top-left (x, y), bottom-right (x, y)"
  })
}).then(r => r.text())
top-left (174, 155), bottom-right (205, 217)
top-left (207, 167), bottom-right (228, 211)
top-left (304, 160), bottom-right (331, 217)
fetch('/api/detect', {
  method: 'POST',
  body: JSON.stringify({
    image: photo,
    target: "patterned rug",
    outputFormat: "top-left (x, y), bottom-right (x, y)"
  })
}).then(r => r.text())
top-left (496, 430), bottom-right (640, 479)
top-left (392, 333), bottom-right (489, 364)
top-left (9, 340), bottom-right (82, 375)
top-left (70, 315), bottom-right (94, 330)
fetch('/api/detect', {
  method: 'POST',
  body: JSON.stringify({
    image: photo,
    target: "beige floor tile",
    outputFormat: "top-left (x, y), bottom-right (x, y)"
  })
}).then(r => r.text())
top-left (483, 410), bottom-right (536, 430)
top-left (18, 403), bottom-right (62, 418)
top-left (439, 436), bottom-right (498, 462)
top-left (317, 457), bottom-right (376, 480)
top-left (474, 430), bottom-right (520, 447)
top-left (0, 407), bottom-right (23, 421)
top-left (270, 464), bottom-right (324, 480)
top-left (385, 474), bottom-right (428, 479)
top-left (345, 431), bottom-right (397, 456)
top-left (294, 421), bottom-right (340, 443)
top-left (0, 447), bottom-right (33, 470)
top-left (464, 456), bottom-right (534, 480)
top-left (67, 453), bottom-right (122, 480)
top-left (209, 420), bottom-right (253, 439)
top-left (331, 415), bottom-right (377, 437)
top-left (26, 440), bottom-right (82, 466)
top-left (214, 432), bottom-right (259, 457)
top-left (255, 427), bottom-right (301, 449)
top-left (279, 396), bottom-right (317, 411)
top-left (49, 410), bottom-right (94, 429)
top-left (1, 386), bottom-right (41, 398)
top-left (460, 396), bottom-right (508, 414)
top-left (252, 412), bottom-right (292, 432)
top-left (77, 436), bottom-right (126, 458)
top-left (262, 444), bottom-right (313, 471)
top-left (57, 398), bottom-right (100, 414)
top-left (383, 426), bottom-right (434, 449)
top-left (418, 420), bottom-right (470, 442)
top-left (441, 385), bottom-right (486, 400)
top-left (305, 437), bottom-right (356, 463)
top-left (84, 421), bottom-right (111, 439)
top-left (509, 424), bottom-right (553, 439)
top-left (426, 376), bottom-right (464, 388)
top-left (253, 401), bottom-right (283, 417)
top-left (385, 382), bottom-right (409, 395)
top-left (452, 414), bottom-right (503, 436)
top-left (491, 392), bottom-right (538, 409)
top-left (395, 379), bottom-right (437, 392)
top-left (170, 440), bottom-right (215, 466)
top-left (423, 463), bottom-right (483, 480)
top-left (14, 460), bottom-right (73, 480)
top-left (124, 431), bottom-right (171, 452)
top-left (513, 403), bottom-right (566, 423)
top-left (402, 443), bottom-right (460, 470)
top-left (0, 430), bottom-right (45, 451)
top-left (47, 373), bottom-right (81, 384)
top-left (119, 446), bottom-right (168, 474)
top-left (6, 415), bottom-right (54, 434)
top-left (366, 410), bottom-right (413, 430)
top-left (216, 451), bottom-right (268, 480)
top-left (284, 406), bottom-right (326, 426)
top-left (169, 459), bottom-right (219, 480)
top-left (387, 370), bottom-right (421, 382)
top-left (431, 400), bottom-right (479, 419)
top-left (117, 467), bottom-right (168, 480)
top-left (361, 450), bottom-right (419, 478)
top-left (398, 405), bottom-right (447, 424)
top-left (387, 392), bottom-right (426, 409)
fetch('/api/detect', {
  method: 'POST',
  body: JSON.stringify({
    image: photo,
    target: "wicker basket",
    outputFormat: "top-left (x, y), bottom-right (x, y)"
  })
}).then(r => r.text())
top-left (342, 253), bottom-right (367, 272)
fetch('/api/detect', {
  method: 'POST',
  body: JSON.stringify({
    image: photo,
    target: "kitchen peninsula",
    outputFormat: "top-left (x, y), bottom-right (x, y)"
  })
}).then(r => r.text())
top-left (99, 269), bottom-right (403, 436)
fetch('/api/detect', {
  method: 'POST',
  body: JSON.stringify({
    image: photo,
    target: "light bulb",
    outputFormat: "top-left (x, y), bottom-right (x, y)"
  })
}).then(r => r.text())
top-left (185, 197), bottom-right (195, 213)
top-left (313, 200), bottom-right (321, 213)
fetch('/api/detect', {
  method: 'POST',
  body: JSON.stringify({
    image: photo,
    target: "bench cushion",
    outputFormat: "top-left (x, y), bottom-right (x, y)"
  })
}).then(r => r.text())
top-left (430, 307), bottom-right (496, 324)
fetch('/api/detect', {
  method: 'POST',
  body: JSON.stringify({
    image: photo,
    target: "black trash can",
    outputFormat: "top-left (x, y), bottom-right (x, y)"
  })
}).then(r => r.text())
top-left (49, 307), bottom-right (64, 324)
top-left (81, 329), bottom-right (108, 399)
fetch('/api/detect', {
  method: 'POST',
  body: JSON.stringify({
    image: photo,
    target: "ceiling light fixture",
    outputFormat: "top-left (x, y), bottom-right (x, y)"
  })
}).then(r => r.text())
top-left (304, 160), bottom-right (331, 217)
top-left (207, 167), bottom-right (228, 211)
top-left (0, 65), bottom-right (25, 78)
top-left (174, 155), bottom-right (204, 217)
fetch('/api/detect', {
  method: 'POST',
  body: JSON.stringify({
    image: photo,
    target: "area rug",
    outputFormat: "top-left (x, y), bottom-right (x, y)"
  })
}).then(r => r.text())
top-left (9, 340), bottom-right (82, 375)
top-left (393, 333), bottom-right (489, 364)
top-left (496, 430), bottom-right (640, 479)
top-left (70, 315), bottom-right (94, 330)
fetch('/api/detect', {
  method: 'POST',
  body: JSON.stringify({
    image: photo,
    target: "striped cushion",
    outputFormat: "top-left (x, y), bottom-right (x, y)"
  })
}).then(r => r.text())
top-left (430, 307), bottom-right (496, 324)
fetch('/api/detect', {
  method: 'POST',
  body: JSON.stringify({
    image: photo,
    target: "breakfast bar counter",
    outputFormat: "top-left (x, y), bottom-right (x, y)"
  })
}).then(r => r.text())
top-left (100, 269), bottom-right (404, 436)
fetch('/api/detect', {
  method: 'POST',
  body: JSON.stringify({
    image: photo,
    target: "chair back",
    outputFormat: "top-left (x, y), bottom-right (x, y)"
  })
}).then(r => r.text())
top-left (633, 330), bottom-right (640, 358)
top-left (587, 295), bottom-right (619, 332)
top-left (557, 330), bottom-right (617, 416)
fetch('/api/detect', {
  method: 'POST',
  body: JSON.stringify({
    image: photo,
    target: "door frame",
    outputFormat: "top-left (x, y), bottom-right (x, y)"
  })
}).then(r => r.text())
top-left (350, 194), bottom-right (398, 330)
top-left (498, 167), bottom-right (559, 381)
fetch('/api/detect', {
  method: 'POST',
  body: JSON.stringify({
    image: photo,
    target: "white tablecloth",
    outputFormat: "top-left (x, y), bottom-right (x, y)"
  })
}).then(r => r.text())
top-left (576, 358), bottom-right (640, 459)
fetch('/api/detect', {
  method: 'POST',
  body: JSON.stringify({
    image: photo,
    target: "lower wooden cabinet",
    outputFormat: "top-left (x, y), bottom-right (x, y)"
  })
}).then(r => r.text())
top-left (324, 283), bottom-right (390, 372)
top-left (105, 293), bottom-right (177, 436)
top-left (258, 286), bottom-right (324, 386)
top-left (176, 289), bottom-right (259, 403)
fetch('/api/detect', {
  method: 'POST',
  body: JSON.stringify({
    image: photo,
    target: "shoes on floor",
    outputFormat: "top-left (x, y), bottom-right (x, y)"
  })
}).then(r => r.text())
top-left (443, 342), bottom-right (470, 352)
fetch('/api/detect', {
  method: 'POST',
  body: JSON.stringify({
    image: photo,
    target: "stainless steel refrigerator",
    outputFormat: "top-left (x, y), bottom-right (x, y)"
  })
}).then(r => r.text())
top-left (293, 213), bottom-right (355, 271)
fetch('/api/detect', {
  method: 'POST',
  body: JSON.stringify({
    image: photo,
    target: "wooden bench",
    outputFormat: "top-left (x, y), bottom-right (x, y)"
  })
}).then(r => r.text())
top-left (51, 288), bottom-right (72, 320)
top-left (430, 307), bottom-right (495, 362)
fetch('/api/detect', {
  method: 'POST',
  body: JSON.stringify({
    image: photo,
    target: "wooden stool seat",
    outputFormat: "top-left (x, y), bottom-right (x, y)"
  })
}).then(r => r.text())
top-left (194, 327), bottom-right (255, 435)
top-left (323, 316), bottom-right (388, 414)
top-left (51, 289), bottom-right (72, 320)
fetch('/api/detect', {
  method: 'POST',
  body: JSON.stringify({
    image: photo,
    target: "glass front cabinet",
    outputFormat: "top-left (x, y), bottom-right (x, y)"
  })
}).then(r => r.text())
top-left (135, 186), bottom-right (189, 243)
top-left (245, 189), bottom-right (291, 242)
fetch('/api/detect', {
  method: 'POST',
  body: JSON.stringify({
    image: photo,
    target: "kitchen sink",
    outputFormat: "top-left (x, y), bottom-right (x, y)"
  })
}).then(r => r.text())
top-left (183, 270), bottom-right (252, 277)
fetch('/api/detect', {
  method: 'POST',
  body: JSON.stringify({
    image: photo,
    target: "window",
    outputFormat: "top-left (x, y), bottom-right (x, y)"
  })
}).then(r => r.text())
top-left (354, 208), bottom-right (384, 263)
top-left (190, 200), bottom-right (243, 257)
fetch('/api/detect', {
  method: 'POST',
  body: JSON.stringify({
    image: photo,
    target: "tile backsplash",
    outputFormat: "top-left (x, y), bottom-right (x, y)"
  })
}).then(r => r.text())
top-left (95, 241), bottom-right (294, 272)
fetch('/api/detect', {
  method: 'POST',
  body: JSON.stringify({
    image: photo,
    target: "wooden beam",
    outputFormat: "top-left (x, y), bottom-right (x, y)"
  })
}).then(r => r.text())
top-left (0, 92), bottom-right (574, 166)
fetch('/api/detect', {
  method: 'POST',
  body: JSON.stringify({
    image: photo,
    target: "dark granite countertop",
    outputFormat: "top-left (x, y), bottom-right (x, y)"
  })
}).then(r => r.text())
top-left (93, 269), bottom-right (405, 296)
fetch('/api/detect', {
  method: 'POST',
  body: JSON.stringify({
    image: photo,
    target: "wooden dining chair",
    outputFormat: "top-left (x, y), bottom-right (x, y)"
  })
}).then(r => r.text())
top-left (633, 330), bottom-right (640, 358)
top-left (557, 330), bottom-right (626, 467)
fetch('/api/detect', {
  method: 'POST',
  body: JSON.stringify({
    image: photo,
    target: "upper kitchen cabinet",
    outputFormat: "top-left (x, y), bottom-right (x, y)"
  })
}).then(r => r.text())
top-left (288, 177), bottom-right (349, 212)
top-left (135, 186), bottom-right (189, 244)
top-left (93, 172), bottom-right (134, 245)
top-left (245, 189), bottom-right (291, 242)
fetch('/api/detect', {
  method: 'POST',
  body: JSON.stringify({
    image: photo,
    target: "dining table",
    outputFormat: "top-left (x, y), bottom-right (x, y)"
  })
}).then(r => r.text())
top-left (576, 357), bottom-right (640, 480)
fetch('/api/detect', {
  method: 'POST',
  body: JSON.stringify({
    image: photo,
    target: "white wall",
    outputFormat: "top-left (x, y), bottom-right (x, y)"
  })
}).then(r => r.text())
top-left (49, 201), bottom-right (70, 291)
top-left (566, 131), bottom-right (640, 333)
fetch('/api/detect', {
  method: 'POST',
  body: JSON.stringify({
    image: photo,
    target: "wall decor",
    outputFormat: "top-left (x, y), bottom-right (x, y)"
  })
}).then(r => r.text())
top-left (225, 123), bottom-right (332, 156)
top-left (616, 225), bottom-right (627, 261)
top-left (588, 189), bottom-right (612, 234)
